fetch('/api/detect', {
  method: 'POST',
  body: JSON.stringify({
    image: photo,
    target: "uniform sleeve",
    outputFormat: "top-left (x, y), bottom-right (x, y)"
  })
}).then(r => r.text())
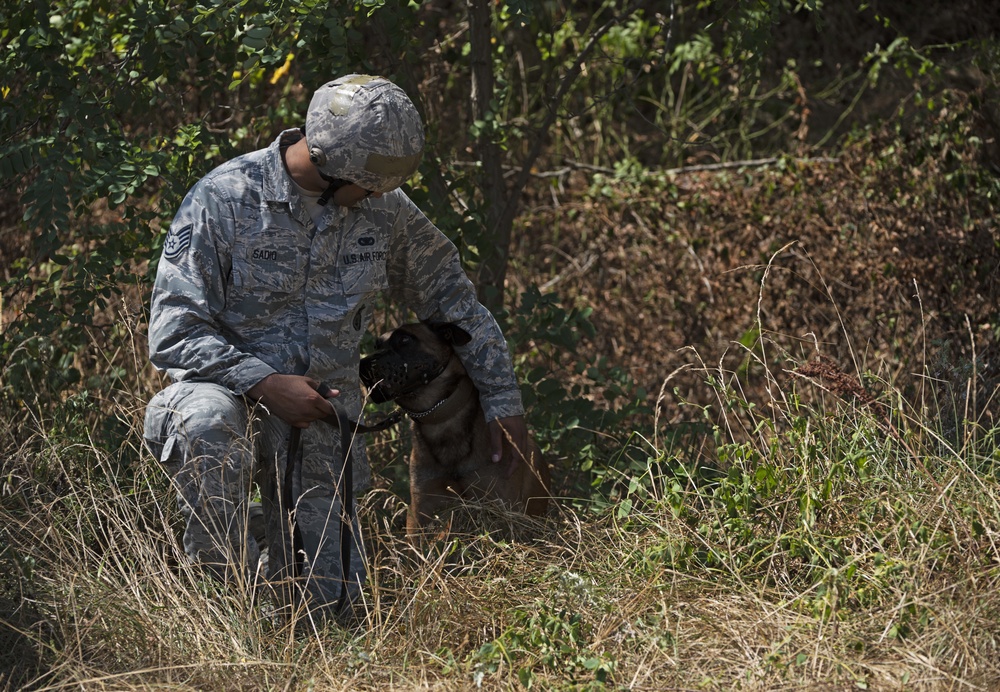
top-left (148, 178), bottom-right (276, 395)
top-left (385, 193), bottom-right (524, 421)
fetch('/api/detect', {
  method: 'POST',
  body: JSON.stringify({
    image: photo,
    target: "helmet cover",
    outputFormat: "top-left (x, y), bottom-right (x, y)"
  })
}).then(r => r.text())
top-left (305, 74), bottom-right (424, 193)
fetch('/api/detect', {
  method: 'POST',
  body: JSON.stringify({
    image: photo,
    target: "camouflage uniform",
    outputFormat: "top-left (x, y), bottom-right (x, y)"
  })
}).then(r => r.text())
top-left (143, 76), bottom-right (523, 617)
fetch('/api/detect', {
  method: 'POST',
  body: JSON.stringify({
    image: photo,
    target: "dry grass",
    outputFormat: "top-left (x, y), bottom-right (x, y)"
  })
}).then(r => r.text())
top-left (3, 20), bottom-right (998, 689)
top-left (3, 233), bottom-right (999, 690)
top-left (2, 364), bottom-right (999, 691)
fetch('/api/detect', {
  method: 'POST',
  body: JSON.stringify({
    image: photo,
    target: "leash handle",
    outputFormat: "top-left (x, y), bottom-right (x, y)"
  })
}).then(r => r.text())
top-left (282, 410), bottom-right (355, 613)
top-left (296, 381), bottom-right (401, 613)
top-left (284, 427), bottom-right (305, 584)
top-left (326, 408), bottom-right (354, 612)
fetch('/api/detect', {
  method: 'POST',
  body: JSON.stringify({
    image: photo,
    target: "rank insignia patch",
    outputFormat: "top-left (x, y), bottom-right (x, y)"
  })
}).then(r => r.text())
top-left (163, 224), bottom-right (193, 261)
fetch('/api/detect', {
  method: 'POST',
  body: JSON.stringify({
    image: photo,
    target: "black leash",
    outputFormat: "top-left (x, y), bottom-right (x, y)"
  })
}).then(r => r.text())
top-left (283, 386), bottom-right (402, 612)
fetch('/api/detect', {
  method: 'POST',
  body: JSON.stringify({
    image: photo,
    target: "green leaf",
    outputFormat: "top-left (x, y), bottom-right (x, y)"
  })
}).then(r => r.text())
top-left (245, 26), bottom-right (271, 40)
top-left (616, 498), bottom-right (632, 519)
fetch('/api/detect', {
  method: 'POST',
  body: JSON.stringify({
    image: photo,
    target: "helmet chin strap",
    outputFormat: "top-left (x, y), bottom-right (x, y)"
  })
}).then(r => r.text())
top-left (317, 174), bottom-right (350, 206)
top-left (317, 183), bottom-right (336, 206)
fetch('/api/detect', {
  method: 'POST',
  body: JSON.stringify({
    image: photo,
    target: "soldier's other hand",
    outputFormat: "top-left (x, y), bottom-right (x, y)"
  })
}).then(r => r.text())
top-left (489, 415), bottom-right (529, 478)
top-left (248, 374), bottom-right (339, 428)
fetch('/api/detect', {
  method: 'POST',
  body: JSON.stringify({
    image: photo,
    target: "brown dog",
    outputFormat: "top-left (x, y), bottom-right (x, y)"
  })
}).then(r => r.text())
top-left (359, 322), bottom-right (550, 534)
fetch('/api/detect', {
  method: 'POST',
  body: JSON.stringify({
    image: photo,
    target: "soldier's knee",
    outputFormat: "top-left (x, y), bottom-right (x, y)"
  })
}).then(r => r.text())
top-left (187, 382), bottom-right (245, 424)
top-left (146, 382), bottom-right (248, 442)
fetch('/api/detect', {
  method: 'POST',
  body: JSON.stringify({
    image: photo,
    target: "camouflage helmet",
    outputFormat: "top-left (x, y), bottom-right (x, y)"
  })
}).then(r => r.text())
top-left (305, 74), bottom-right (424, 194)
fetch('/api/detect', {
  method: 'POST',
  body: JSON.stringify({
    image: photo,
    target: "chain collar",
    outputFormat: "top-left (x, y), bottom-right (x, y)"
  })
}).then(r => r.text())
top-left (402, 396), bottom-right (450, 419)
top-left (398, 376), bottom-right (476, 422)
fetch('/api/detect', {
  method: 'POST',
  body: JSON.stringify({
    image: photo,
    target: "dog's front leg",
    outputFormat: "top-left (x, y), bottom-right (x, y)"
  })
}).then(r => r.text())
top-left (407, 472), bottom-right (459, 537)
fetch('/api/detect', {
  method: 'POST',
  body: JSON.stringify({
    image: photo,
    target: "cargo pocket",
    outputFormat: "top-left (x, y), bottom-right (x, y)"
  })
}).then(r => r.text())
top-left (339, 222), bottom-right (389, 296)
top-left (153, 436), bottom-right (183, 476)
top-left (228, 231), bottom-right (307, 330)
top-left (340, 260), bottom-right (388, 297)
top-left (231, 254), bottom-right (306, 295)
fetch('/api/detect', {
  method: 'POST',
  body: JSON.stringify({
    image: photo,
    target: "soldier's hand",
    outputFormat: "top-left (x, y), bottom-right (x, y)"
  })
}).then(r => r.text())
top-left (489, 415), bottom-right (529, 478)
top-left (248, 374), bottom-right (338, 428)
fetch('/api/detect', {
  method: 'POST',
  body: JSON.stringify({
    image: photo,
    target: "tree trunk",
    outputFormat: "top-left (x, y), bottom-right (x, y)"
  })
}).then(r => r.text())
top-left (466, 0), bottom-right (509, 312)
top-left (464, 0), bottom-right (650, 312)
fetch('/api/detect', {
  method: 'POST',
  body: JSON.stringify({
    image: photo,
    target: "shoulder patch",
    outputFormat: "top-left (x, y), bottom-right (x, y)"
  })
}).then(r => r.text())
top-left (163, 224), bottom-right (193, 261)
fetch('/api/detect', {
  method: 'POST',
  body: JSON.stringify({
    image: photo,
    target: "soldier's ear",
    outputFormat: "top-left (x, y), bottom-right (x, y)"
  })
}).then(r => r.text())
top-left (427, 321), bottom-right (472, 347)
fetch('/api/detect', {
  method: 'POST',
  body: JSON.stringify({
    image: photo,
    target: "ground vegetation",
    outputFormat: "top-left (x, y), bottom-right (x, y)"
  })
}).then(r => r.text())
top-left (1, 0), bottom-right (999, 689)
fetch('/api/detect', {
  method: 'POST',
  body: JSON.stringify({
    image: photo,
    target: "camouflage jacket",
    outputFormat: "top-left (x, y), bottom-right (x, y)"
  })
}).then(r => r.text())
top-left (148, 129), bottom-right (523, 422)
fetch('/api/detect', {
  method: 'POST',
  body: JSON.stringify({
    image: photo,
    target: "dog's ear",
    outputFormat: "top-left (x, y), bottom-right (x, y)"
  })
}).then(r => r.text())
top-left (427, 321), bottom-right (473, 347)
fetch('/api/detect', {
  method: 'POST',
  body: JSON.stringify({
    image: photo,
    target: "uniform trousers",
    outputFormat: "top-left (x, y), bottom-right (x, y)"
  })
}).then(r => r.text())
top-left (143, 381), bottom-right (368, 617)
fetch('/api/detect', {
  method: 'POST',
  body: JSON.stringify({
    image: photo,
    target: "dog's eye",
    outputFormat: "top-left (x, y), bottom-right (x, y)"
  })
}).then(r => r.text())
top-left (395, 334), bottom-right (412, 347)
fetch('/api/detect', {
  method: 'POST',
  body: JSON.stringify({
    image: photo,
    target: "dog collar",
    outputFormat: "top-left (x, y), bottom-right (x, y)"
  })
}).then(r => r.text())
top-left (400, 376), bottom-right (476, 423)
top-left (403, 397), bottom-right (449, 419)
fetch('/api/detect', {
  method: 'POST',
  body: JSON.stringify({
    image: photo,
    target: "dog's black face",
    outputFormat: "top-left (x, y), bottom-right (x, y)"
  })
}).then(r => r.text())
top-left (359, 322), bottom-right (472, 403)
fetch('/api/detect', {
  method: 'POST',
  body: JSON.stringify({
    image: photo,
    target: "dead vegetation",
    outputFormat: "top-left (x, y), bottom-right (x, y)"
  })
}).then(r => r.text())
top-left (511, 105), bottom-right (999, 434)
top-left (3, 3), bottom-right (1000, 689)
